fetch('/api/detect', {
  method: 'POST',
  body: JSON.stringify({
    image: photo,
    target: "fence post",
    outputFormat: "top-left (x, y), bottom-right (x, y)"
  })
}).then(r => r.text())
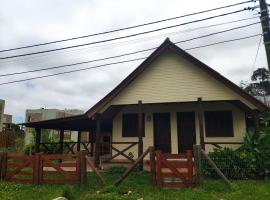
top-left (33, 153), bottom-right (41, 185)
top-left (193, 144), bottom-right (202, 185)
top-left (80, 150), bottom-right (87, 186)
top-left (155, 150), bottom-right (162, 187)
top-left (149, 147), bottom-right (156, 186)
top-left (0, 152), bottom-right (7, 181)
top-left (187, 150), bottom-right (193, 183)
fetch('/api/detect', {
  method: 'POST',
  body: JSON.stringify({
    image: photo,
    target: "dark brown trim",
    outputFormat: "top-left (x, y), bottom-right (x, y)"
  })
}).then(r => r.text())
top-left (85, 38), bottom-right (269, 118)
top-left (20, 114), bottom-right (87, 127)
top-left (197, 98), bottom-right (205, 150)
top-left (138, 100), bottom-right (143, 169)
top-left (59, 129), bottom-right (64, 154)
top-left (35, 128), bottom-right (41, 153)
top-left (94, 114), bottom-right (102, 168)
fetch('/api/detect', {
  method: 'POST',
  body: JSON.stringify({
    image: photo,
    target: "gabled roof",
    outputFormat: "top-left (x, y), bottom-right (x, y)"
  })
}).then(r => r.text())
top-left (86, 38), bottom-right (269, 117)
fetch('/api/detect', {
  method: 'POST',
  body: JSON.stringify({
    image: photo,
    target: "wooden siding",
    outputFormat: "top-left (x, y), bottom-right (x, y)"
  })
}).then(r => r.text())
top-left (101, 51), bottom-right (256, 111)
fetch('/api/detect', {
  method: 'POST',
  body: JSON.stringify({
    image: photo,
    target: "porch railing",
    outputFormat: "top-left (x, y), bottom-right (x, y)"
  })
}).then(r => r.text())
top-left (101, 142), bottom-right (139, 163)
top-left (40, 141), bottom-right (94, 155)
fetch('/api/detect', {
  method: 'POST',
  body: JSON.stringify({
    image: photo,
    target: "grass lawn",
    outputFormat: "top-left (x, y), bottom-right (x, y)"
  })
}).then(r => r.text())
top-left (0, 169), bottom-right (270, 200)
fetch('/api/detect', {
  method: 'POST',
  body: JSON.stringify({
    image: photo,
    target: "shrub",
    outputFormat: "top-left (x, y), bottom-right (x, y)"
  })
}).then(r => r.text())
top-left (14, 138), bottom-right (25, 153)
top-left (240, 128), bottom-right (270, 177)
top-left (203, 128), bottom-right (270, 179)
top-left (202, 147), bottom-right (256, 179)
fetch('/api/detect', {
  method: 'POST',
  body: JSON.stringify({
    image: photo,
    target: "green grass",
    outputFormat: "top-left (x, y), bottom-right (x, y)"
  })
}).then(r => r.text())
top-left (0, 170), bottom-right (270, 200)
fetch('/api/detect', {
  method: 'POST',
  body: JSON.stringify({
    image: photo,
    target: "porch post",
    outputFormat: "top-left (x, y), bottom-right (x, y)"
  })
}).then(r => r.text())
top-left (77, 131), bottom-right (81, 151)
top-left (35, 128), bottom-right (41, 153)
top-left (94, 114), bottom-right (102, 168)
top-left (197, 97), bottom-right (205, 150)
top-left (138, 100), bottom-right (143, 169)
top-left (252, 109), bottom-right (260, 135)
top-left (89, 130), bottom-right (94, 157)
top-left (59, 129), bottom-right (64, 153)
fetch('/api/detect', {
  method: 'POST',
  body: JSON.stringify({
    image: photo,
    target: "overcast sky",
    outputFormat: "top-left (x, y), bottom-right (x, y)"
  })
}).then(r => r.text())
top-left (0, 0), bottom-right (267, 123)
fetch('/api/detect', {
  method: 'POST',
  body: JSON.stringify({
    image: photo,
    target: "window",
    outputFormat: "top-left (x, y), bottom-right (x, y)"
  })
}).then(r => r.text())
top-left (122, 113), bottom-right (145, 137)
top-left (204, 111), bottom-right (233, 137)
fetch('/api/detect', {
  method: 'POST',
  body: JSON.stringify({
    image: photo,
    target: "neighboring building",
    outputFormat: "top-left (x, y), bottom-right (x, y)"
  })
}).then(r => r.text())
top-left (2, 114), bottom-right (13, 130)
top-left (23, 39), bottom-right (269, 166)
top-left (0, 99), bottom-right (5, 131)
top-left (24, 108), bottom-right (84, 144)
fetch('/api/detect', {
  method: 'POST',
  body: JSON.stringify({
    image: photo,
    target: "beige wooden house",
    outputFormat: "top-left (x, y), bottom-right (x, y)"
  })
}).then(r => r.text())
top-left (23, 38), bottom-right (269, 167)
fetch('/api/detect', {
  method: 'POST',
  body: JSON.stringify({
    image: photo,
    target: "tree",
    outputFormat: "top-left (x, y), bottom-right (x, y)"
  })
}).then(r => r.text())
top-left (251, 68), bottom-right (269, 82)
top-left (241, 68), bottom-right (270, 96)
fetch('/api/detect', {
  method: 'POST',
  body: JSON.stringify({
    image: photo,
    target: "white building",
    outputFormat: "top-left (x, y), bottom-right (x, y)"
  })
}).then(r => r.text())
top-left (24, 108), bottom-right (84, 144)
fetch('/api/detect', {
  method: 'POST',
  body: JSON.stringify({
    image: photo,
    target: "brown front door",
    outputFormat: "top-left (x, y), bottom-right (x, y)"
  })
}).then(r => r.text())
top-left (153, 113), bottom-right (171, 153)
top-left (177, 112), bottom-right (196, 153)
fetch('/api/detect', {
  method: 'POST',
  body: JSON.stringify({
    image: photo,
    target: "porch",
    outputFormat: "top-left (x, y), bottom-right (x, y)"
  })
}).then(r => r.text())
top-left (22, 98), bottom-right (260, 168)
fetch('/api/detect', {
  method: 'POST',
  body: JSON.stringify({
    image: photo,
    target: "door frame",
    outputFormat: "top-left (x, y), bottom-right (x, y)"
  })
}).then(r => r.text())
top-left (177, 112), bottom-right (196, 153)
top-left (153, 112), bottom-right (172, 153)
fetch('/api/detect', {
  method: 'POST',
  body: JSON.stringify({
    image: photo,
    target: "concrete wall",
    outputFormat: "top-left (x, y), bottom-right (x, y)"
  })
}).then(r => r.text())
top-left (111, 102), bottom-right (246, 159)
top-left (0, 99), bottom-right (5, 131)
top-left (24, 108), bottom-right (84, 145)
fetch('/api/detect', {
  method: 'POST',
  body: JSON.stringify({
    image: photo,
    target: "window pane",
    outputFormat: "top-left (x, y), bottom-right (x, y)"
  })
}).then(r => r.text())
top-left (205, 111), bottom-right (233, 137)
top-left (122, 113), bottom-right (145, 137)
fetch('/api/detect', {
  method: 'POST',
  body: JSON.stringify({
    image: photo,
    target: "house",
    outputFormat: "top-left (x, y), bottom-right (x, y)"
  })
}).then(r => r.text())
top-left (24, 108), bottom-right (84, 144)
top-left (22, 38), bottom-right (269, 167)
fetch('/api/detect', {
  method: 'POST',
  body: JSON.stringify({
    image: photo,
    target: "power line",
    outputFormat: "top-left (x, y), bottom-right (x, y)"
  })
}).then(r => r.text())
top-left (0, 0), bottom-right (255, 53)
top-left (185, 34), bottom-right (261, 50)
top-left (0, 15), bottom-right (259, 64)
top-left (0, 33), bottom-right (261, 86)
top-left (0, 9), bottom-right (248, 60)
top-left (0, 22), bottom-right (259, 77)
top-left (251, 35), bottom-right (263, 71)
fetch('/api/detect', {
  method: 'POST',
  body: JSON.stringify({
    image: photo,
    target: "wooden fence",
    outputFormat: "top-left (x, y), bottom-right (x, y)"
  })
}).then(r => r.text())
top-left (155, 150), bottom-right (194, 188)
top-left (0, 151), bottom-right (87, 185)
top-left (0, 130), bottom-right (25, 149)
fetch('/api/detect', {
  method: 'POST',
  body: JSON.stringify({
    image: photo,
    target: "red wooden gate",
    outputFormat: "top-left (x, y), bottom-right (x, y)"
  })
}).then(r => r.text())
top-left (155, 150), bottom-right (194, 187)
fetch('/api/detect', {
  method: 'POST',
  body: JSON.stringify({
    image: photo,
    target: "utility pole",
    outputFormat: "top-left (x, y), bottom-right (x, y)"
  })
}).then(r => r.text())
top-left (259, 0), bottom-right (270, 71)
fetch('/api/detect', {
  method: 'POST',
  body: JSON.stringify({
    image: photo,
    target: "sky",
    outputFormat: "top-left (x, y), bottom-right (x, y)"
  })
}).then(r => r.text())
top-left (0, 0), bottom-right (268, 123)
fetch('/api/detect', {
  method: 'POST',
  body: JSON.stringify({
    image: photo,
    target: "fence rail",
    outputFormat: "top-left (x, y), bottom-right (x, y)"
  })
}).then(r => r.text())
top-left (0, 152), bottom-right (86, 185)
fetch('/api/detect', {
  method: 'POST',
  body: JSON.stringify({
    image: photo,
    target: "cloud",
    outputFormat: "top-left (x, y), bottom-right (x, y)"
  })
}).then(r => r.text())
top-left (0, 0), bottom-right (266, 123)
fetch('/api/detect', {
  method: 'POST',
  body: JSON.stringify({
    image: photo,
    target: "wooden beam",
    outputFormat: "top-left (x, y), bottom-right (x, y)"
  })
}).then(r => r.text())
top-left (197, 97), bottom-right (205, 150)
top-left (59, 129), bottom-right (64, 154)
top-left (252, 109), bottom-right (260, 135)
top-left (94, 114), bottom-right (102, 168)
top-left (77, 131), bottom-right (81, 152)
top-left (114, 147), bottom-right (151, 186)
top-left (193, 144), bottom-right (202, 186)
top-left (35, 128), bottom-right (41, 153)
top-left (138, 100), bottom-right (143, 169)
top-left (149, 147), bottom-right (156, 185)
top-left (79, 150), bottom-right (87, 185)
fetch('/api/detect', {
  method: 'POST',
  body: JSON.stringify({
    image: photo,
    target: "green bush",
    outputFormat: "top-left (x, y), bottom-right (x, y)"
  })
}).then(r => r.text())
top-left (203, 128), bottom-right (270, 179)
top-left (202, 147), bottom-right (256, 179)
top-left (240, 128), bottom-right (270, 177)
